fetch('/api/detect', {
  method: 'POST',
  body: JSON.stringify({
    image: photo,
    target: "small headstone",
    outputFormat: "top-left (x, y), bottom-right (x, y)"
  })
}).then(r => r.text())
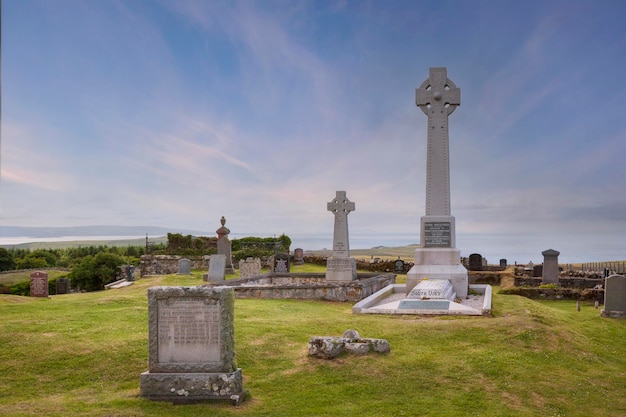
top-left (140, 286), bottom-right (245, 404)
top-left (208, 254), bottom-right (226, 283)
top-left (468, 254), bottom-right (483, 271)
top-left (499, 259), bottom-right (507, 268)
top-left (533, 265), bottom-right (543, 278)
top-left (273, 253), bottom-right (290, 273)
top-left (541, 249), bottom-right (560, 284)
top-left (30, 271), bottom-right (49, 298)
top-left (178, 258), bottom-right (191, 275)
top-left (293, 248), bottom-right (304, 265)
top-left (56, 278), bottom-right (70, 295)
top-left (394, 259), bottom-right (405, 274)
top-left (239, 257), bottom-right (261, 278)
top-left (601, 274), bottom-right (626, 318)
top-left (216, 216), bottom-right (235, 274)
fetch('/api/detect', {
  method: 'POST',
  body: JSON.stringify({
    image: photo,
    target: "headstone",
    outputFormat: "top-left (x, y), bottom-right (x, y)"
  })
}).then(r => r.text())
top-left (394, 259), bottom-right (405, 273)
top-left (178, 258), bottom-right (191, 275)
top-left (406, 67), bottom-right (468, 299)
top-left (601, 274), bottom-right (626, 318)
top-left (208, 254), bottom-right (227, 283)
top-left (468, 254), bottom-right (483, 271)
top-left (273, 253), bottom-right (290, 273)
top-left (56, 278), bottom-right (70, 295)
top-left (499, 259), bottom-right (507, 269)
top-left (30, 271), bottom-right (49, 298)
top-left (541, 249), bottom-right (560, 284)
top-left (140, 286), bottom-right (245, 404)
top-left (216, 216), bottom-right (235, 274)
top-left (239, 257), bottom-right (261, 278)
top-left (293, 248), bottom-right (304, 265)
top-left (533, 265), bottom-right (543, 278)
top-left (325, 191), bottom-right (357, 281)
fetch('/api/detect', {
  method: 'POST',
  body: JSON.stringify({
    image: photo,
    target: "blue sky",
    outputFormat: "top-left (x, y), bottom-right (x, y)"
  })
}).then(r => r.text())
top-left (2, 0), bottom-right (626, 263)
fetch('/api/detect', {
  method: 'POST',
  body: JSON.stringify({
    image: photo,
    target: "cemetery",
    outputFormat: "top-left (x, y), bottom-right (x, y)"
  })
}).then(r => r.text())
top-left (1, 68), bottom-right (626, 415)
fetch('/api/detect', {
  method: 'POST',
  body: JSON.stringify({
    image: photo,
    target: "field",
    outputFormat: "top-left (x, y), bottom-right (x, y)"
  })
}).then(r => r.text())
top-left (1, 267), bottom-right (626, 416)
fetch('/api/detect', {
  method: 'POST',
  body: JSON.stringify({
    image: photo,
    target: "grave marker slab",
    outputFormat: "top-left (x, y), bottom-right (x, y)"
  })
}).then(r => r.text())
top-left (140, 286), bottom-right (245, 404)
top-left (30, 271), bottom-right (48, 298)
top-left (542, 249), bottom-right (560, 284)
top-left (208, 254), bottom-right (226, 283)
top-left (601, 274), bottom-right (626, 318)
top-left (56, 278), bottom-right (70, 295)
top-left (239, 257), bottom-right (261, 278)
top-left (273, 253), bottom-right (290, 273)
top-left (178, 258), bottom-right (191, 275)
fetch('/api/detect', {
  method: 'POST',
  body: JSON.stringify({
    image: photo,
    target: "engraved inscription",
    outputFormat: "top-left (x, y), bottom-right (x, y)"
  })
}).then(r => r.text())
top-left (327, 258), bottom-right (355, 273)
top-left (157, 297), bottom-right (220, 364)
top-left (424, 222), bottom-right (451, 248)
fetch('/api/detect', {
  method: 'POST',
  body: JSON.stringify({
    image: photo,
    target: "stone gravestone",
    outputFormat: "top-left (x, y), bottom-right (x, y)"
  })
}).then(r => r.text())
top-left (56, 278), bottom-right (70, 295)
top-left (273, 253), bottom-right (290, 273)
top-left (541, 249), bottom-right (560, 284)
top-left (406, 67), bottom-right (468, 298)
top-left (325, 191), bottom-right (357, 282)
top-left (140, 286), bottom-right (245, 404)
top-left (468, 253), bottom-right (483, 271)
top-left (238, 257), bottom-right (261, 278)
top-left (601, 274), bottom-right (626, 318)
top-left (293, 248), bottom-right (304, 265)
top-left (216, 216), bottom-right (235, 274)
top-left (208, 254), bottom-right (227, 283)
top-left (499, 259), bottom-right (507, 269)
top-left (394, 259), bottom-right (405, 274)
top-left (30, 271), bottom-right (49, 298)
top-left (178, 258), bottom-right (191, 275)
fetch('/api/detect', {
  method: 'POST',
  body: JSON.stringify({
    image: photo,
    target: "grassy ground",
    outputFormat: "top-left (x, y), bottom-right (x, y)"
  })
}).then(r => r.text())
top-left (1, 268), bottom-right (625, 416)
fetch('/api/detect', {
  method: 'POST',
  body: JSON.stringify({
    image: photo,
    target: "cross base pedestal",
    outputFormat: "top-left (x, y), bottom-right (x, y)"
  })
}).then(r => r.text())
top-left (325, 257), bottom-right (357, 282)
top-left (406, 248), bottom-right (468, 298)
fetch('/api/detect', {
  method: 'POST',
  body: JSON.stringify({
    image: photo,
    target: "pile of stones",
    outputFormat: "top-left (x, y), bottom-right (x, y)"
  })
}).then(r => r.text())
top-left (308, 329), bottom-right (390, 359)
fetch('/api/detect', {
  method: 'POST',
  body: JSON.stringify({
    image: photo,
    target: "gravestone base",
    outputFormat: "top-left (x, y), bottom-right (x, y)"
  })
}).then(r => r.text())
top-left (406, 248), bottom-right (468, 298)
top-left (325, 257), bottom-right (357, 282)
top-left (140, 368), bottom-right (245, 405)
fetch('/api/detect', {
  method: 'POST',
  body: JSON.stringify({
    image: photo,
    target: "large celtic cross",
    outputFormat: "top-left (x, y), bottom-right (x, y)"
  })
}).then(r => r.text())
top-left (415, 67), bottom-right (460, 216)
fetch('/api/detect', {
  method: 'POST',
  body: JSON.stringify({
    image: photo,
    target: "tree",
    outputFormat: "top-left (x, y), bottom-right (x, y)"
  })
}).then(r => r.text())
top-left (0, 248), bottom-right (15, 271)
top-left (69, 252), bottom-right (125, 292)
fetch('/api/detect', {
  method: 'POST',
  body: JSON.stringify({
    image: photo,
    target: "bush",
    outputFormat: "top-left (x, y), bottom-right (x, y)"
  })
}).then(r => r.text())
top-left (69, 253), bottom-right (126, 292)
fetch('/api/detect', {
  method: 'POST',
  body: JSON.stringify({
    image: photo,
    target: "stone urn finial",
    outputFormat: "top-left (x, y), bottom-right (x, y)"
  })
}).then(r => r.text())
top-left (216, 216), bottom-right (230, 239)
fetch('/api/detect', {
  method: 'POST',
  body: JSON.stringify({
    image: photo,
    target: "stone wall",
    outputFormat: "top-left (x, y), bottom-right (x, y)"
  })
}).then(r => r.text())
top-left (139, 255), bottom-right (210, 276)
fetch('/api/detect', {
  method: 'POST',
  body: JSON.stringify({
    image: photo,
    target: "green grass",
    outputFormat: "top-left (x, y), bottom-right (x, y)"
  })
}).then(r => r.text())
top-left (1, 272), bottom-right (626, 416)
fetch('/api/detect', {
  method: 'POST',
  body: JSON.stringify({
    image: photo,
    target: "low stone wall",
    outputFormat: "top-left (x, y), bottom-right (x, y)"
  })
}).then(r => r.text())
top-left (514, 277), bottom-right (604, 289)
top-left (502, 287), bottom-right (604, 301)
top-left (218, 273), bottom-right (396, 302)
top-left (139, 255), bottom-right (210, 277)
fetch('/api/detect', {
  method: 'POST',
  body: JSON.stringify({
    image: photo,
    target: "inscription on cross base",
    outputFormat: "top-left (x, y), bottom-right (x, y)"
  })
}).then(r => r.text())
top-left (327, 191), bottom-right (355, 257)
top-left (415, 67), bottom-right (460, 216)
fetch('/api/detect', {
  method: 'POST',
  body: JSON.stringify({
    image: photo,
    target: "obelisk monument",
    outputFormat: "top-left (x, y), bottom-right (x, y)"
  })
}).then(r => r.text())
top-left (406, 67), bottom-right (468, 298)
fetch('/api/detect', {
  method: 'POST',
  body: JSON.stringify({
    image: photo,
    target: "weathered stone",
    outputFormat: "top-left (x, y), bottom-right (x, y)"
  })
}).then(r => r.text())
top-left (308, 336), bottom-right (345, 359)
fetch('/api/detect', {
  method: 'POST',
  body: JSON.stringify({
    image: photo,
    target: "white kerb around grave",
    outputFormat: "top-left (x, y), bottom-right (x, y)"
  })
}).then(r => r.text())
top-left (406, 67), bottom-right (468, 298)
top-left (325, 191), bottom-right (357, 281)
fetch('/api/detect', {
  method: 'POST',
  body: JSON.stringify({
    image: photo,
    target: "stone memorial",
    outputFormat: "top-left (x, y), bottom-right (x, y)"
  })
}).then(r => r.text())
top-left (293, 248), bottom-right (304, 265)
top-left (601, 274), bottom-right (626, 318)
top-left (399, 278), bottom-right (457, 310)
top-left (533, 265), bottom-right (543, 278)
top-left (325, 191), bottom-right (357, 281)
top-left (468, 253), bottom-right (483, 271)
top-left (216, 216), bottom-right (235, 274)
top-left (56, 278), bottom-right (70, 295)
top-left (238, 257), bottom-right (261, 278)
top-left (499, 259), bottom-right (507, 269)
top-left (178, 258), bottom-right (191, 275)
top-left (140, 286), bottom-right (245, 404)
top-left (541, 249), bottom-right (560, 284)
top-left (30, 271), bottom-right (49, 298)
top-left (273, 253), bottom-right (290, 273)
top-left (208, 254), bottom-right (226, 283)
top-left (406, 67), bottom-right (468, 298)
top-left (394, 259), bottom-right (405, 274)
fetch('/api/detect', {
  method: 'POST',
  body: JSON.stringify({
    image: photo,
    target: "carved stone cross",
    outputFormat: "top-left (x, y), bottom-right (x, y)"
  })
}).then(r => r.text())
top-left (327, 191), bottom-right (355, 257)
top-left (415, 67), bottom-right (460, 216)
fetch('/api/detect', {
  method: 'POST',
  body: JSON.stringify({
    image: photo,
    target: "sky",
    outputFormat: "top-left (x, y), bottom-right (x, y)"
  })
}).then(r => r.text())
top-left (2, 0), bottom-right (626, 263)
